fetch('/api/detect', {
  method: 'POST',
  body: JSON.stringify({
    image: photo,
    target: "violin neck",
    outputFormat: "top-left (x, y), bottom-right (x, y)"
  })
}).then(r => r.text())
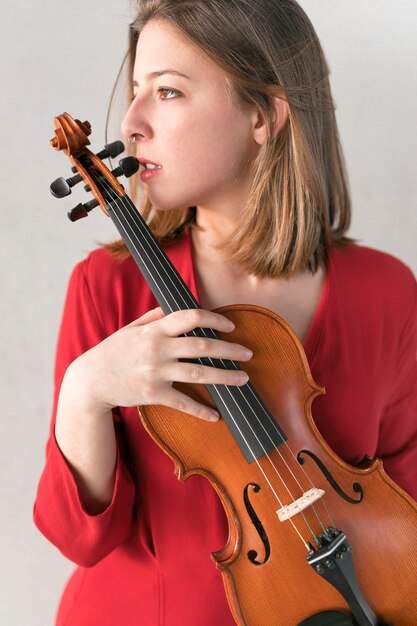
top-left (106, 195), bottom-right (199, 315)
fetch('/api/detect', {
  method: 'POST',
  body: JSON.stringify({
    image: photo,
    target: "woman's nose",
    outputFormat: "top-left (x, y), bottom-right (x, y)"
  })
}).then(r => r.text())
top-left (120, 96), bottom-right (151, 141)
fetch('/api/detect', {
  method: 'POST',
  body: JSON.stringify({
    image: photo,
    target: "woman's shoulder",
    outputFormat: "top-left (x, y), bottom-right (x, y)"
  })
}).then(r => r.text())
top-left (330, 242), bottom-right (415, 290)
top-left (67, 234), bottom-right (194, 331)
top-left (76, 232), bottom-right (192, 284)
top-left (331, 242), bottom-right (414, 279)
top-left (329, 242), bottom-right (416, 321)
top-left (64, 247), bottom-right (142, 334)
top-left (75, 245), bottom-right (136, 284)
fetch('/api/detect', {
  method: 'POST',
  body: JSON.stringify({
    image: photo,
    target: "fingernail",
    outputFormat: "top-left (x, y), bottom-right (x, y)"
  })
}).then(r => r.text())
top-left (242, 349), bottom-right (253, 359)
top-left (208, 411), bottom-right (220, 422)
top-left (225, 319), bottom-right (235, 330)
top-left (238, 372), bottom-right (249, 383)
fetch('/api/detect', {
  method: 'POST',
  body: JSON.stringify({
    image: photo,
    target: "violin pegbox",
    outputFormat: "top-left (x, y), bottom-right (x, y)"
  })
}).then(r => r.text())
top-left (49, 112), bottom-right (139, 222)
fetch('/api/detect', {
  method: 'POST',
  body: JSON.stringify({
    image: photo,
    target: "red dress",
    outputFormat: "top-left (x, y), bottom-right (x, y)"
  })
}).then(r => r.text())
top-left (34, 233), bottom-right (417, 625)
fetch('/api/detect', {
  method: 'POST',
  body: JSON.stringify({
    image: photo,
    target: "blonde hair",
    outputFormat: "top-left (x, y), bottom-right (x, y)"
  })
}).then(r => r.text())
top-left (108, 0), bottom-right (351, 277)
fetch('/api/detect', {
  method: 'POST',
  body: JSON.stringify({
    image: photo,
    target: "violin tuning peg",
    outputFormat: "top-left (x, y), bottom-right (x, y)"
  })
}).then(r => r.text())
top-left (84, 198), bottom-right (100, 211)
top-left (96, 141), bottom-right (125, 160)
top-left (121, 156), bottom-right (140, 178)
top-left (68, 173), bottom-right (83, 186)
top-left (67, 198), bottom-right (99, 222)
top-left (50, 173), bottom-right (83, 198)
top-left (111, 156), bottom-right (140, 179)
top-left (50, 176), bottom-right (71, 198)
top-left (67, 203), bottom-right (87, 221)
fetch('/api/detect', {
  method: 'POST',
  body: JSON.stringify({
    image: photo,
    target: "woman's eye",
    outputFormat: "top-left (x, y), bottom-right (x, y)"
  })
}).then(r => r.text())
top-left (158, 88), bottom-right (181, 100)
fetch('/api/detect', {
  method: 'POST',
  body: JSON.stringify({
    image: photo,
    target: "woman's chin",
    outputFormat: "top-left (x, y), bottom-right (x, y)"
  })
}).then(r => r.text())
top-left (149, 197), bottom-right (191, 213)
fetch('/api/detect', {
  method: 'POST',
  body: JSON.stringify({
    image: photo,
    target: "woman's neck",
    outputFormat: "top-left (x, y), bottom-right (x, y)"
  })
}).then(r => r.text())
top-left (194, 205), bottom-right (238, 248)
top-left (190, 222), bottom-right (326, 344)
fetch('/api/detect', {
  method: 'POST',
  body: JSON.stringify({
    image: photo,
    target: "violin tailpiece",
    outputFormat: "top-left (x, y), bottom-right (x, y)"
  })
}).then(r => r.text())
top-left (307, 529), bottom-right (389, 626)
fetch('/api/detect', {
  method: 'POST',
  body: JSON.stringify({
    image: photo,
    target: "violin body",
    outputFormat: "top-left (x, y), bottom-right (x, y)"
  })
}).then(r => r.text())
top-left (139, 305), bottom-right (417, 626)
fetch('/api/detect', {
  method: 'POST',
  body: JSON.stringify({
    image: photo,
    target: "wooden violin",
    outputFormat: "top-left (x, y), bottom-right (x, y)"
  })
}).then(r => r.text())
top-left (50, 112), bottom-right (417, 626)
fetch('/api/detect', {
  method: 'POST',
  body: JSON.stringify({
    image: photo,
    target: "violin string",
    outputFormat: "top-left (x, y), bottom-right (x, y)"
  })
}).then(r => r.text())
top-left (239, 383), bottom-right (335, 534)
top-left (101, 178), bottom-right (332, 543)
top-left (101, 177), bottom-right (332, 543)
top-left (101, 184), bottom-right (319, 545)
top-left (110, 187), bottom-right (334, 539)
top-left (101, 185), bottom-right (314, 546)
top-left (99, 176), bottom-right (329, 544)
top-left (106, 195), bottom-right (326, 505)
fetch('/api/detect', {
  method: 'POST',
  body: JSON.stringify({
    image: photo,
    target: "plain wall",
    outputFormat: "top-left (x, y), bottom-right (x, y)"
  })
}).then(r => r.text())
top-left (0, 1), bottom-right (415, 624)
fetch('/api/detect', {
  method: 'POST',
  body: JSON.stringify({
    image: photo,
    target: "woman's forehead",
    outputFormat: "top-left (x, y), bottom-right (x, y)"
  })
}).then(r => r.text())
top-left (134, 20), bottom-right (204, 76)
top-left (132, 19), bottom-right (235, 101)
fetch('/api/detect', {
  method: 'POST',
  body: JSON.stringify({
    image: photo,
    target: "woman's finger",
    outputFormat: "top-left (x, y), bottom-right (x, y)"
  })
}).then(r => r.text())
top-left (168, 336), bottom-right (253, 362)
top-left (162, 387), bottom-right (220, 422)
top-left (162, 361), bottom-right (249, 387)
top-left (126, 307), bottom-right (165, 327)
top-left (157, 308), bottom-right (236, 337)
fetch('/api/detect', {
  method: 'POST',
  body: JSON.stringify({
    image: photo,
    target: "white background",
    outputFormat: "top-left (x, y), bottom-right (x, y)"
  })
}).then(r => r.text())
top-left (0, 1), bottom-right (415, 624)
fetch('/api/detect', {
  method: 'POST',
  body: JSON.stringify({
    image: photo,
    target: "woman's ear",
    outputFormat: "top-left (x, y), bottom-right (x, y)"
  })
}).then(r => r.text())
top-left (252, 94), bottom-right (289, 145)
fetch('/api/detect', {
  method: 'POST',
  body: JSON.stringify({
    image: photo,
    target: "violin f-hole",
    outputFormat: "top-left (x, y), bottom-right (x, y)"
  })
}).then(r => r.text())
top-left (243, 483), bottom-right (270, 565)
top-left (297, 450), bottom-right (364, 504)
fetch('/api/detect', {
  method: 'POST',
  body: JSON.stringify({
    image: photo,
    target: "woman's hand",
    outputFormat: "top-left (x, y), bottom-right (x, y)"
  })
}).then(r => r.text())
top-left (55, 306), bottom-right (252, 512)
top-left (66, 307), bottom-right (253, 422)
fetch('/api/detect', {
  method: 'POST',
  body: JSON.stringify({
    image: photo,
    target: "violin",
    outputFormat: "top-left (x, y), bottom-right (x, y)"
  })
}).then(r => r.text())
top-left (49, 112), bottom-right (417, 626)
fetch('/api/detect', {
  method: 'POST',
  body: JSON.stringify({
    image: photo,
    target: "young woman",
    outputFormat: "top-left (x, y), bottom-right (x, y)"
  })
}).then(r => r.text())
top-left (34, 1), bottom-right (417, 625)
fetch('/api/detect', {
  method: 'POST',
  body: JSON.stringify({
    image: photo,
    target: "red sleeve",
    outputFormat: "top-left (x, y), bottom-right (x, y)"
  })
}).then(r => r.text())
top-left (33, 260), bottom-right (136, 567)
top-left (378, 278), bottom-right (417, 501)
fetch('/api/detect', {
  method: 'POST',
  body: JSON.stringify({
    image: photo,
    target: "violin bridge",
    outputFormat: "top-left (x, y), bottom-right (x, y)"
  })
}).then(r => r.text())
top-left (277, 488), bottom-right (325, 522)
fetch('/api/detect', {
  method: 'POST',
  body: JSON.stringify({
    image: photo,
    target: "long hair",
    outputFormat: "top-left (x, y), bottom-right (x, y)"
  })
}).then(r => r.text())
top-left (108, 0), bottom-right (352, 277)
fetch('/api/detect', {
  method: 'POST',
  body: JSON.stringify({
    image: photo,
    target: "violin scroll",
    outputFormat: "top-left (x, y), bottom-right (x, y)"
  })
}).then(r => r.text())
top-left (50, 112), bottom-right (91, 155)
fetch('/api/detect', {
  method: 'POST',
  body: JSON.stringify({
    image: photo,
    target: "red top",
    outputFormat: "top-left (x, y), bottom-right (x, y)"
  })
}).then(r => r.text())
top-left (34, 234), bottom-right (417, 626)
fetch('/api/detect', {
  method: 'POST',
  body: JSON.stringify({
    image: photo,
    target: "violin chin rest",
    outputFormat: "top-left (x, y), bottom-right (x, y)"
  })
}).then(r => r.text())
top-left (298, 611), bottom-right (355, 626)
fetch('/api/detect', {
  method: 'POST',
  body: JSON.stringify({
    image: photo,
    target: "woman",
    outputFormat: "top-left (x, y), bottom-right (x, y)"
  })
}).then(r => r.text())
top-left (34, 1), bottom-right (417, 624)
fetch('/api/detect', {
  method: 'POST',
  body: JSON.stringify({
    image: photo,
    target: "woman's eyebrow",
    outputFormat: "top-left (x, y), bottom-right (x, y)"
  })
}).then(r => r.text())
top-left (132, 69), bottom-right (191, 87)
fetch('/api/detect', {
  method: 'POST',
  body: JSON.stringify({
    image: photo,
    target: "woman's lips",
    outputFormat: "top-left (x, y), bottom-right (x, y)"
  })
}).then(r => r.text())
top-left (139, 165), bottom-right (162, 182)
top-left (138, 158), bottom-right (162, 182)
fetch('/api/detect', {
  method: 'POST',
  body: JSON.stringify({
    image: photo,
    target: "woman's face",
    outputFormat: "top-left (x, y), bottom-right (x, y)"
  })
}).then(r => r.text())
top-left (121, 19), bottom-right (260, 216)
